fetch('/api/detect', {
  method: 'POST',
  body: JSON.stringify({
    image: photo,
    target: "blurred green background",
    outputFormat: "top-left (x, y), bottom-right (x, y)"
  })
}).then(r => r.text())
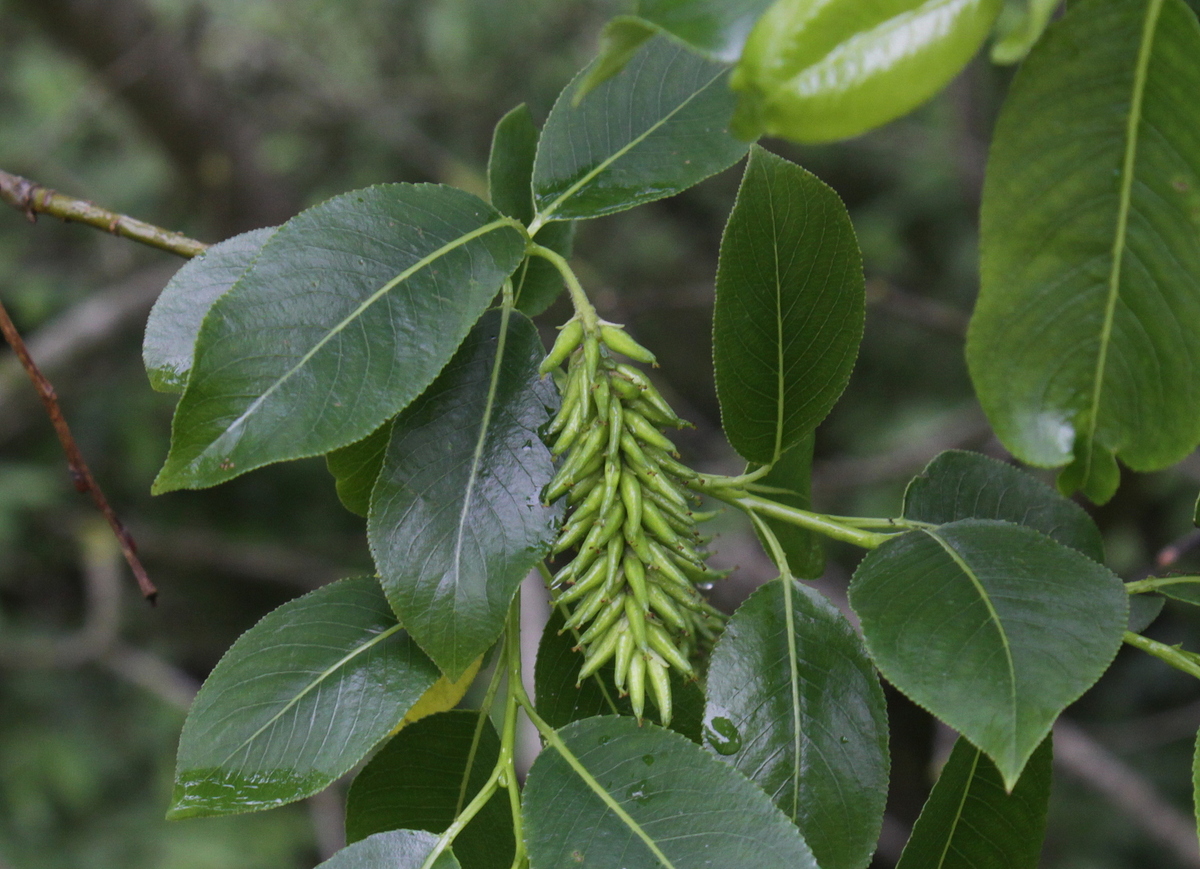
top-left (2, 1), bottom-right (1199, 867)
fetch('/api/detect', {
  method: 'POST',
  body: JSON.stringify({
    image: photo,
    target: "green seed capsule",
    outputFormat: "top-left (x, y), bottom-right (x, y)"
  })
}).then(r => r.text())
top-left (613, 626), bottom-right (635, 691)
top-left (552, 510), bottom-right (595, 554)
top-left (644, 488), bottom-right (695, 527)
top-left (623, 409), bottom-right (677, 453)
top-left (569, 473), bottom-right (607, 516)
top-left (591, 372), bottom-right (610, 419)
top-left (540, 319), bottom-right (585, 374)
top-left (627, 396), bottom-right (689, 429)
top-left (619, 470), bottom-right (643, 540)
top-left (647, 622), bottom-right (694, 676)
top-left (546, 365), bottom-right (584, 436)
top-left (645, 653), bottom-right (672, 726)
top-left (640, 499), bottom-right (682, 548)
top-left (563, 583), bottom-right (612, 631)
top-left (578, 502), bottom-right (625, 557)
top-left (623, 552), bottom-right (650, 609)
top-left (576, 593), bottom-right (627, 646)
top-left (642, 444), bottom-right (699, 480)
top-left (624, 593), bottom-right (648, 650)
top-left (556, 556), bottom-right (609, 605)
top-left (577, 621), bottom-right (623, 683)
top-left (599, 324), bottom-right (658, 365)
top-left (603, 536), bottom-right (625, 595)
top-left (648, 584), bottom-right (689, 633)
top-left (598, 459), bottom-right (622, 519)
top-left (626, 527), bottom-right (657, 566)
top-left (627, 653), bottom-right (646, 721)
top-left (609, 373), bottom-right (642, 401)
top-left (584, 335), bottom-right (601, 386)
top-left (566, 468), bottom-right (603, 506)
top-left (606, 393), bottom-right (624, 460)
top-left (550, 398), bottom-right (586, 456)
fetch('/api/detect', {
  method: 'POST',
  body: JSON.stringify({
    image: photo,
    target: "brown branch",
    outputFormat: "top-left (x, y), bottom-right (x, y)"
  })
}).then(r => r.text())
top-left (0, 301), bottom-right (157, 602)
top-left (0, 169), bottom-right (208, 258)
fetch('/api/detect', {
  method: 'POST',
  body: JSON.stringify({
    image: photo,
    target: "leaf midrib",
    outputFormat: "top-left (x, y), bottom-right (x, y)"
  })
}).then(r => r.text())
top-left (207, 622), bottom-right (405, 775)
top-left (1080, 0), bottom-right (1164, 481)
top-left (182, 217), bottom-right (516, 474)
top-left (932, 746), bottom-right (982, 869)
top-left (922, 528), bottom-right (1018, 758)
top-left (534, 56), bottom-right (727, 226)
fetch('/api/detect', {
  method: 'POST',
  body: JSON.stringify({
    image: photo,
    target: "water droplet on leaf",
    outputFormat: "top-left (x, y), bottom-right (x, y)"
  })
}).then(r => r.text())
top-left (705, 716), bottom-right (742, 755)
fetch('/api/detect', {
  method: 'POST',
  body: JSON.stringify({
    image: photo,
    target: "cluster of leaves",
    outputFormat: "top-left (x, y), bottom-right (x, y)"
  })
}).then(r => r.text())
top-left (86, 0), bottom-right (1200, 866)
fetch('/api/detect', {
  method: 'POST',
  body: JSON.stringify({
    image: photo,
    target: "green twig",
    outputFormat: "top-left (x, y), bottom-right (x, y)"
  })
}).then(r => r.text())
top-left (527, 243), bottom-right (599, 334)
top-left (721, 492), bottom-right (898, 549)
top-left (0, 169), bottom-right (208, 259)
top-left (1124, 575), bottom-right (1200, 595)
top-left (1123, 631), bottom-right (1200, 681)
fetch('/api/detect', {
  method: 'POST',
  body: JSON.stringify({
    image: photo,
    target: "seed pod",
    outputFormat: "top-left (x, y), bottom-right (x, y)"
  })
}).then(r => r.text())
top-left (645, 652), bottom-right (672, 725)
top-left (606, 392), bottom-right (624, 459)
top-left (609, 373), bottom-right (642, 401)
top-left (540, 319), bottom-right (585, 374)
top-left (577, 501), bottom-right (625, 557)
top-left (576, 594), bottom-right (627, 646)
top-left (598, 459), bottom-right (622, 519)
top-left (591, 372), bottom-right (610, 419)
top-left (624, 409), bottom-right (677, 453)
top-left (640, 498), bottom-right (681, 548)
top-left (623, 552), bottom-right (650, 609)
top-left (550, 398), bottom-right (586, 456)
top-left (613, 625), bottom-right (635, 691)
top-left (555, 557), bottom-right (609, 605)
top-left (583, 335), bottom-right (601, 386)
top-left (566, 468), bottom-right (603, 506)
top-left (619, 470), bottom-right (643, 539)
top-left (648, 584), bottom-right (689, 633)
top-left (627, 653), bottom-right (646, 721)
top-left (603, 536), bottom-right (625, 595)
top-left (546, 364), bottom-right (584, 436)
top-left (599, 324), bottom-right (658, 365)
top-left (647, 622), bottom-right (694, 676)
top-left (624, 593), bottom-right (648, 650)
top-left (551, 510), bottom-right (595, 554)
top-left (577, 621), bottom-right (623, 683)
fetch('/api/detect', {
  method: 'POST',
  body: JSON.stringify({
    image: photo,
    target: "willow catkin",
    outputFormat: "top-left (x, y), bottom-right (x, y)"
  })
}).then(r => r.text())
top-left (540, 320), bottom-right (725, 724)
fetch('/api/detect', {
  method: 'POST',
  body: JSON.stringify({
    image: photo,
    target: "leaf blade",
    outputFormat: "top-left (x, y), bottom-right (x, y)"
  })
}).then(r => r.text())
top-left (523, 716), bottom-right (819, 869)
top-left (532, 35), bottom-right (749, 223)
top-left (849, 519), bottom-right (1126, 787)
top-left (895, 736), bottom-right (1052, 869)
top-left (368, 310), bottom-right (560, 678)
top-left (345, 710), bottom-right (513, 869)
top-left (714, 146), bottom-right (864, 464)
top-left (168, 577), bottom-right (440, 818)
top-left (968, 0), bottom-right (1200, 502)
top-left (704, 579), bottom-right (888, 869)
top-left (155, 184), bottom-right (526, 492)
top-left (315, 830), bottom-right (461, 869)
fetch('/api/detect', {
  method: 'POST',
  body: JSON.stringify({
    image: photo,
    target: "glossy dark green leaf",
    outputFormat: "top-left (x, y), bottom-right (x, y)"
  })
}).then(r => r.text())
top-left (486, 104), bottom-right (574, 316)
top-left (704, 579), bottom-right (888, 869)
top-left (903, 450), bottom-right (1104, 562)
top-left (154, 184), bottom-right (526, 493)
top-left (315, 830), bottom-right (460, 869)
top-left (168, 577), bottom-right (440, 819)
top-left (578, 1), bottom-right (776, 97)
top-left (326, 421), bottom-right (392, 518)
top-left (730, 0), bottom-right (1002, 142)
top-left (895, 736), bottom-right (1051, 869)
top-left (751, 435), bottom-right (823, 578)
top-left (968, 0), bottom-right (1200, 503)
top-left (533, 608), bottom-right (703, 742)
top-left (849, 519), bottom-right (1127, 788)
top-left (523, 716), bottom-right (819, 869)
top-left (345, 711), bottom-right (513, 869)
top-left (531, 35), bottom-right (749, 223)
top-left (714, 146), bottom-right (864, 464)
top-left (143, 227), bottom-right (276, 393)
top-left (990, 0), bottom-right (1058, 64)
top-left (368, 310), bottom-right (560, 679)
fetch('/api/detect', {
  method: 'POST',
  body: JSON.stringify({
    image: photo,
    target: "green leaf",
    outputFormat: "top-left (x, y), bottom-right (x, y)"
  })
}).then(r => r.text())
top-left (534, 608), bottom-right (703, 742)
top-left (714, 146), bottom-right (864, 464)
top-left (968, 0), bottom-right (1200, 504)
top-left (486, 104), bottom-right (575, 316)
top-left (750, 435), bottom-right (823, 578)
top-left (345, 711), bottom-right (513, 869)
top-left (154, 184), bottom-right (526, 493)
top-left (704, 579), bottom-right (888, 869)
top-left (326, 421), bottom-right (393, 518)
top-left (990, 0), bottom-right (1058, 64)
top-left (903, 449), bottom-right (1104, 562)
top-left (368, 310), bottom-right (560, 679)
top-left (315, 830), bottom-right (460, 869)
top-left (1193, 727), bottom-right (1200, 848)
top-left (895, 735), bottom-right (1052, 869)
top-left (143, 227), bottom-right (276, 393)
top-left (168, 577), bottom-right (440, 819)
top-left (848, 519), bottom-right (1127, 788)
top-left (532, 35), bottom-right (749, 224)
top-left (730, 0), bottom-right (1002, 142)
top-left (1157, 579), bottom-right (1200, 607)
top-left (1127, 593), bottom-right (1164, 633)
top-left (523, 716), bottom-right (819, 869)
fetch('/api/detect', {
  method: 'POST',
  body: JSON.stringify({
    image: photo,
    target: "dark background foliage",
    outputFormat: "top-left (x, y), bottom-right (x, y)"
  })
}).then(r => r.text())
top-left (1, 1), bottom-right (1199, 866)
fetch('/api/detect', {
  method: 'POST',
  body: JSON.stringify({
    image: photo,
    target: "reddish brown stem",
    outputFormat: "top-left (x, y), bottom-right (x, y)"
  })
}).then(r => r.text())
top-left (0, 300), bottom-right (158, 603)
